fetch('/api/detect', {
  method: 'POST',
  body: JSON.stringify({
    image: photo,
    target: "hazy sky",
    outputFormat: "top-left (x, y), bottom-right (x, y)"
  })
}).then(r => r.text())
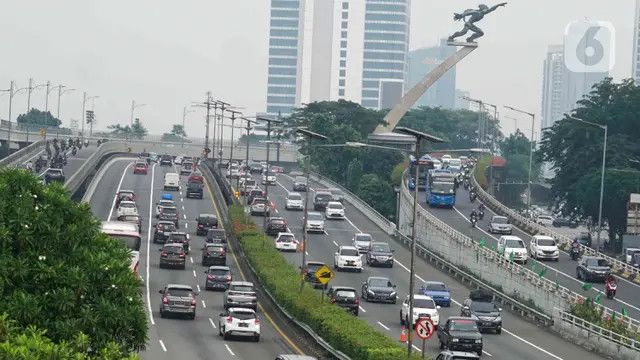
top-left (0, 1), bottom-right (635, 137)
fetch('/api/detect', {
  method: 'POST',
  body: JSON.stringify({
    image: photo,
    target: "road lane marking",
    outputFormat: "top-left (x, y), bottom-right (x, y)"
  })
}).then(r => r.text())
top-left (183, 214), bottom-right (187, 219)
top-left (192, 270), bottom-right (197, 277)
top-left (412, 344), bottom-right (421, 352)
top-left (197, 284), bottom-right (201, 292)
top-left (107, 161), bottom-right (133, 221)
top-left (158, 339), bottom-right (167, 352)
top-left (190, 257), bottom-right (194, 263)
top-left (201, 300), bottom-right (206, 308)
top-left (209, 317), bottom-right (217, 329)
top-left (359, 306), bottom-right (367, 313)
top-left (377, 321), bottom-right (390, 331)
top-left (483, 350), bottom-right (493, 357)
top-left (224, 344), bottom-right (236, 356)
top-left (332, 240), bottom-right (339, 247)
top-left (145, 163), bottom-right (157, 326)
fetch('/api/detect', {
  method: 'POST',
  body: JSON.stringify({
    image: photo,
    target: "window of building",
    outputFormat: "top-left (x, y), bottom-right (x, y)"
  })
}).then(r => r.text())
top-left (268, 67), bottom-right (297, 76)
top-left (268, 86), bottom-right (296, 95)
top-left (269, 57), bottom-right (298, 66)
top-left (342, 12), bottom-right (348, 19)
top-left (339, 79), bottom-right (345, 86)
top-left (342, 2), bottom-right (349, 10)
top-left (272, 0), bottom-right (300, 9)
top-left (270, 29), bottom-right (299, 38)
top-left (269, 38), bottom-right (298, 47)
top-left (341, 31), bottom-right (348, 39)
top-left (339, 89), bottom-right (345, 96)
top-left (271, 9), bottom-right (299, 18)
top-left (342, 21), bottom-right (348, 29)
top-left (341, 40), bottom-right (347, 48)
top-left (340, 69), bottom-right (346, 77)
top-left (340, 60), bottom-right (346, 68)
top-left (270, 19), bottom-right (299, 28)
top-left (340, 50), bottom-right (347, 58)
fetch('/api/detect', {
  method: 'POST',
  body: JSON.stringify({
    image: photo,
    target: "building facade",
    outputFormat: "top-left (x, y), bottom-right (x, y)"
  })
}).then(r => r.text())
top-left (407, 39), bottom-right (457, 109)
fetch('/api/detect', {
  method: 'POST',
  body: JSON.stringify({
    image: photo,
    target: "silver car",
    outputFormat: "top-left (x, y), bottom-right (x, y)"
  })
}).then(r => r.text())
top-left (488, 216), bottom-right (512, 235)
top-left (159, 284), bottom-right (197, 319)
top-left (223, 281), bottom-right (258, 310)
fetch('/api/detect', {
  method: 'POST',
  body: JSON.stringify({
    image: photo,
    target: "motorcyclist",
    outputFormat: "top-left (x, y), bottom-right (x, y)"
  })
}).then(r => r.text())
top-left (26, 161), bottom-right (33, 171)
top-left (478, 203), bottom-right (485, 212)
top-left (470, 209), bottom-right (478, 221)
top-left (606, 274), bottom-right (616, 286)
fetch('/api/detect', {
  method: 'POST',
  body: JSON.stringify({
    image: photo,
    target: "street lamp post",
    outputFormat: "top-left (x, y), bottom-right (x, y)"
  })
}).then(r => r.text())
top-left (484, 102), bottom-right (499, 195)
top-left (568, 116), bottom-right (608, 253)
top-left (216, 101), bottom-right (230, 161)
top-left (297, 128), bottom-right (328, 292)
top-left (505, 106), bottom-right (536, 209)
top-left (57, 86), bottom-right (75, 123)
top-left (227, 110), bottom-right (242, 165)
top-left (241, 117), bottom-right (258, 203)
top-left (2, 81), bottom-right (29, 157)
top-left (258, 116), bottom-right (283, 230)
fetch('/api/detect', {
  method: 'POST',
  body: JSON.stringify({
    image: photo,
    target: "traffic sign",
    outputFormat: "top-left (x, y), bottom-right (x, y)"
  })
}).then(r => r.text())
top-left (314, 265), bottom-right (335, 285)
top-left (415, 317), bottom-right (435, 340)
top-left (39, 128), bottom-right (46, 138)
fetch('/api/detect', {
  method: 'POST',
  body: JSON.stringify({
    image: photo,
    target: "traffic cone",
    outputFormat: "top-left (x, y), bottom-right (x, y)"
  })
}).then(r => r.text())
top-left (399, 326), bottom-right (407, 343)
top-left (298, 241), bottom-right (304, 253)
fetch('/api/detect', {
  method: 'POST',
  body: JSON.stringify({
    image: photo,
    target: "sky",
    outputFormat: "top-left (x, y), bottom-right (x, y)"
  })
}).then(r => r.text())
top-left (0, 0), bottom-right (635, 138)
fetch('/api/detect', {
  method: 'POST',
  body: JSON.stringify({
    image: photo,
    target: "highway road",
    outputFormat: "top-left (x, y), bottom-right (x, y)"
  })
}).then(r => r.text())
top-left (16, 143), bottom-right (97, 180)
top-left (86, 158), bottom-right (301, 360)
top-left (241, 172), bottom-right (603, 360)
top-left (426, 185), bottom-right (640, 322)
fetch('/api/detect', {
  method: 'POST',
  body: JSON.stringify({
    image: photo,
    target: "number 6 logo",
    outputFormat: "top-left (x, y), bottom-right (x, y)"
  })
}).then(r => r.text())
top-left (564, 20), bottom-right (615, 73)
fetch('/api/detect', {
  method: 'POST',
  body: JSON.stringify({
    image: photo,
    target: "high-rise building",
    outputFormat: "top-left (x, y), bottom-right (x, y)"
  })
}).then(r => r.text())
top-left (265, 0), bottom-right (411, 116)
top-left (633, 0), bottom-right (640, 83)
top-left (407, 39), bottom-right (457, 109)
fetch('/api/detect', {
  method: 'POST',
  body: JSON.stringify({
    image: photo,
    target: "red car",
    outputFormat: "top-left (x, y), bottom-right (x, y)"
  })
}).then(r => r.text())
top-left (133, 161), bottom-right (148, 175)
top-left (188, 171), bottom-right (204, 184)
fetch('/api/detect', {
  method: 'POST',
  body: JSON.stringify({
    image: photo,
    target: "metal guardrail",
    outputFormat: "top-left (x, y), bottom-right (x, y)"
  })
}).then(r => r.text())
top-left (470, 169), bottom-right (640, 288)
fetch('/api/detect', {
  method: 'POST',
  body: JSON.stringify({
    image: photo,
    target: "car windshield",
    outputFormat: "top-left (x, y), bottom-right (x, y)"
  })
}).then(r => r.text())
top-left (230, 311), bottom-right (255, 320)
top-left (450, 319), bottom-right (479, 331)
top-left (335, 290), bottom-right (356, 298)
top-left (288, 194), bottom-right (302, 200)
top-left (340, 249), bottom-right (359, 256)
top-left (316, 194), bottom-right (332, 201)
top-left (493, 217), bottom-right (508, 224)
top-left (121, 216), bottom-right (139, 221)
top-left (470, 301), bottom-right (498, 312)
top-left (277, 234), bottom-right (295, 242)
top-left (424, 283), bottom-right (447, 291)
top-left (308, 213), bottom-right (323, 221)
top-left (164, 246), bottom-right (183, 254)
top-left (371, 243), bottom-right (390, 252)
top-left (120, 202), bottom-right (135, 208)
top-left (231, 285), bottom-right (254, 292)
top-left (170, 234), bottom-right (187, 242)
top-left (162, 207), bottom-right (177, 214)
top-left (295, 176), bottom-right (306, 183)
top-left (431, 182), bottom-right (455, 194)
top-left (414, 298), bottom-right (436, 309)
top-left (369, 278), bottom-right (390, 287)
top-left (355, 234), bottom-right (372, 242)
top-left (209, 268), bottom-right (229, 276)
top-left (505, 239), bottom-right (525, 248)
top-left (253, 199), bottom-right (268, 204)
top-left (328, 203), bottom-right (342, 209)
top-left (585, 258), bottom-right (609, 267)
top-left (166, 289), bottom-right (192, 297)
top-left (538, 239), bottom-right (556, 246)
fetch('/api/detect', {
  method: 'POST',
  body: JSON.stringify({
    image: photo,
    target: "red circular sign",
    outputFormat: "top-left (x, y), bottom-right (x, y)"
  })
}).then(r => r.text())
top-left (415, 317), bottom-right (435, 340)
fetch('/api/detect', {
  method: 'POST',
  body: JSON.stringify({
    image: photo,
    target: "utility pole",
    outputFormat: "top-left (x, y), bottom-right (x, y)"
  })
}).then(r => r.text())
top-left (81, 92), bottom-right (87, 141)
top-left (26, 78), bottom-right (32, 113)
top-left (57, 85), bottom-right (75, 121)
top-left (484, 102), bottom-right (499, 195)
top-left (44, 81), bottom-right (51, 113)
top-left (258, 116), bottom-right (283, 230)
top-left (227, 109), bottom-right (242, 165)
top-left (191, 93), bottom-right (217, 159)
top-left (217, 101), bottom-right (230, 163)
top-left (241, 117), bottom-right (258, 202)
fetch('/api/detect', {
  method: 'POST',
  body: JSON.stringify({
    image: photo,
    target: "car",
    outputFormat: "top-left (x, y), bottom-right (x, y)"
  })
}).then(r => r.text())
top-left (158, 206), bottom-right (179, 227)
top-left (247, 188), bottom-right (265, 205)
top-left (576, 256), bottom-right (611, 282)
top-left (174, 156), bottom-right (184, 165)
top-left (265, 216), bottom-right (288, 236)
top-left (133, 161), bottom-right (148, 175)
top-left (206, 228), bottom-right (228, 248)
top-left (223, 281), bottom-right (258, 310)
top-left (365, 241), bottom-right (394, 267)
top-left (305, 212), bottom-right (325, 233)
top-left (288, 170), bottom-right (304, 177)
top-left (435, 350), bottom-right (480, 360)
top-left (117, 201), bottom-right (138, 218)
top-left (313, 191), bottom-right (333, 211)
top-left (159, 284), bottom-right (197, 319)
top-left (327, 188), bottom-right (345, 203)
top-left (275, 232), bottom-right (299, 252)
top-left (352, 233), bottom-right (373, 253)
top-left (420, 281), bottom-right (452, 307)
top-left (117, 215), bottom-right (142, 233)
top-left (276, 356), bottom-right (318, 360)
top-left (196, 214), bottom-right (218, 236)
top-left (227, 163), bottom-right (241, 178)
top-left (149, 152), bottom-right (158, 163)
top-left (461, 289), bottom-right (502, 334)
top-left (303, 261), bottom-right (329, 289)
top-left (437, 317), bottom-right (483, 356)
top-left (327, 286), bottom-right (360, 316)
top-left (334, 246), bottom-right (363, 272)
top-left (218, 307), bottom-right (261, 342)
top-left (497, 236), bottom-right (528, 264)
top-left (529, 235), bottom-right (559, 261)
top-left (167, 232), bottom-right (190, 253)
top-left (249, 163), bottom-right (263, 174)
top-left (400, 294), bottom-right (441, 327)
top-left (536, 215), bottom-right (554, 226)
top-left (44, 168), bottom-right (65, 184)
top-left (155, 199), bottom-right (175, 217)
top-left (163, 173), bottom-right (180, 191)
top-left (271, 165), bottom-right (285, 174)
top-left (574, 232), bottom-right (593, 247)
top-left (115, 190), bottom-right (135, 207)
top-left (180, 162), bottom-right (194, 176)
top-left (285, 192), bottom-right (304, 210)
top-left (186, 181), bottom-right (203, 199)
top-left (325, 201), bottom-right (345, 219)
top-left (624, 248), bottom-right (640, 266)
top-left (159, 243), bottom-right (186, 269)
top-left (188, 171), bottom-right (204, 184)
top-left (292, 176), bottom-right (308, 192)
top-left (239, 178), bottom-right (257, 193)
top-left (202, 243), bottom-right (226, 266)
top-left (250, 197), bottom-right (271, 216)
top-left (204, 266), bottom-right (232, 290)
top-left (488, 216), bottom-right (512, 235)
top-left (153, 221), bottom-right (176, 243)
top-left (361, 276), bottom-right (397, 303)
top-left (553, 217), bottom-right (578, 228)
top-left (159, 155), bottom-right (173, 166)
top-left (261, 171), bottom-right (277, 185)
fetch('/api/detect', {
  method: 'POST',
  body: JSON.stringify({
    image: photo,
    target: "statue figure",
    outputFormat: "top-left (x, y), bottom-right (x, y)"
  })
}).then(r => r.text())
top-left (448, 3), bottom-right (507, 43)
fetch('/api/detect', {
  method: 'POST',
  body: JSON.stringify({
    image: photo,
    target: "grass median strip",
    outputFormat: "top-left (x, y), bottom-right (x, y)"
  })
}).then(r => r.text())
top-left (229, 205), bottom-right (424, 360)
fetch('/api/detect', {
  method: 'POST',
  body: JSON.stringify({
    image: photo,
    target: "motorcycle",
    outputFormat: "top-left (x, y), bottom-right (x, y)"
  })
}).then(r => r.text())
top-left (605, 279), bottom-right (617, 299)
top-left (469, 192), bottom-right (477, 203)
top-left (478, 209), bottom-right (485, 220)
top-left (470, 216), bottom-right (477, 228)
top-left (71, 147), bottom-right (77, 156)
top-left (570, 245), bottom-right (580, 261)
top-left (84, 140), bottom-right (89, 147)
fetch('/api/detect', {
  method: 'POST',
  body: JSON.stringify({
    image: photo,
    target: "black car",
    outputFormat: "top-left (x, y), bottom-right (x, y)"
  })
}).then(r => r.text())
top-left (160, 155), bottom-right (173, 166)
top-left (206, 229), bottom-right (228, 248)
top-left (204, 266), bottom-right (232, 290)
top-left (153, 221), bottom-right (177, 243)
top-left (327, 286), bottom-right (359, 316)
top-left (577, 256), bottom-right (611, 282)
top-left (303, 261), bottom-right (329, 289)
top-left (552, 217), bottom-right (578, 228)
top-left (196, 214), bottom-right (218, 236)
top-left (292, 176), bottom-right (308, 192)
top-left (265, 217), bottom-right (288, 236)
top-left (313, 191), bottom-right (333, 211)
top-left (158, 206), bottom-right (180, 228)
top-left (167, 232), bottom-right (190, 254)
top-left (186, 181), bottom-right (203, 199)
top-left (159, 244), bottom-right (186, 269)
top-left (249, 163), bottom-right (263, 174)
top-left (361, 276), bottom-right (397, 303)
top-left (366, 242), bottom-right (394, 268)
top-left (202, 244), bottom-right (226, 266)
top-left (44, 168), bottom-right (65, 184)
top-left (461, 290), bottom-right (502, 334)
top-left (437, 317), bottom-right (483, 356)
top-left (574, 232), bottom-right (592, 247)
top-left (247, 188), bottom-right (265, 205)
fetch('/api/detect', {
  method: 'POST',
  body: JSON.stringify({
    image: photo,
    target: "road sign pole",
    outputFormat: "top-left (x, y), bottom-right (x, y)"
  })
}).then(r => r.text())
top-left (421, 339), bottom-right (426, 359)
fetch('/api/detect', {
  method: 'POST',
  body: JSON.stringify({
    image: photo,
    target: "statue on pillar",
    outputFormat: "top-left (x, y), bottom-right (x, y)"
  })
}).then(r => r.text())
top-left (448, 3), bottom-right (507, 43)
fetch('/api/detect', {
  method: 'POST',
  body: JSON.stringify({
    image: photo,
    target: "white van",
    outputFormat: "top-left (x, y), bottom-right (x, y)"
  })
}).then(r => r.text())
top-left (164, 173), bottom-right (180, 191)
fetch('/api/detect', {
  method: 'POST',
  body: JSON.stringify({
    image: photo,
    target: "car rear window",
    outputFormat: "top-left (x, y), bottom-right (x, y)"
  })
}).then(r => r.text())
top-left (208, 268), bottom-right (229, 276)
top-left (120, 202), bottom-right (135, 208)
top-left (328, 203), bottom-right (343, 209)
top-left (162, 207), bottom-right (177, 214)
top-left (335, 290), bottom-right (356, 298)
top-left (585, 258), bottom-right (608, 267)
top-left (340, 249), bottom-right (359, 256)
top-left (306, 263), bottom-right (324, 271)
top-left (170, 234), bottom-right (188, 242)
top-left (136, 163), bottom-right (146, 167)
top-left (206, 245), bottom-right (224, 252)
top-left (271, 219), bottom-right (285, 224)
top-left (307, 213), bottom-right (323, 221)
top-left (231, 285), bottom-right (254, 292)
top-left (493, 217), bottom-right (508, 224)
top-left (164, 246), bottom-right (184, 254)
top-left (424, 283), bottom-right (447, 291)
top-left (450, 319), bottom-right (479, 331)
top-left (371, 243), bottom-right (390, 252)
top-left (316, 193), bottom-right (332, 201)
top-left (230, 311), bottom-right (255, 320)
top-left (166, 288), bottom-right (192, 297)
top-left (288, 193), bottom-right (302, 200)
top-left (537, 239), bottom-right (556, 246)
top-left (199, 216), bottom-right (217, 224)
top-left (355, 234), bottom-right (372, 242)
top-left (505, 239), bottom-right (525, 248)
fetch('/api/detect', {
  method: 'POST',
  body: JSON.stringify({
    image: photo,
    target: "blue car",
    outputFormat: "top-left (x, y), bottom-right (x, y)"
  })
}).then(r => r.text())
top-left (420, 281), bottom-right (451, 307)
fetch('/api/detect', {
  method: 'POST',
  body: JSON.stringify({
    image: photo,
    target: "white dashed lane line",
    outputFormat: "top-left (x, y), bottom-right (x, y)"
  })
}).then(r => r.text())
top-left (377, 321), bottom-right (390, 331)
top-left (359, 306), bottom-right (367, 313)
top-left (159, 340), bottom-right (167, 352)
top-left (196, 285), bottom-right (201, 292)
top-left (192, 270), bottom-right (197, 277)
top-left (224, 344), bottom-right (236, 356)
top-left (209, 317), bottom-right (217, 329)
top-left (201, 300), bottom-right (207, 308)
top-left (190, 257), bottom-right (194, 263)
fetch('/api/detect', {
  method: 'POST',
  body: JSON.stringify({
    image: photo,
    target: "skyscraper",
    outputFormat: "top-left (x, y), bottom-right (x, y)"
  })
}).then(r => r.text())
top-left (407, 39), bottom-right (457, 109)
top-left (633, 0), bottom-right (640, 83)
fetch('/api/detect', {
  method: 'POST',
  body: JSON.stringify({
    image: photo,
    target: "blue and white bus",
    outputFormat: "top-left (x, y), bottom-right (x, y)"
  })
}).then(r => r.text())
top-left (426, 169), bottom-right (456, 207)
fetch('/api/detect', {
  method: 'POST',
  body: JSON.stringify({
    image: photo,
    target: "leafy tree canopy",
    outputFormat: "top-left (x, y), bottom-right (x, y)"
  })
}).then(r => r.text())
top-left (16, 109), bottom-right (61, 128)
top-left (540, 78), bottom-right (640, 243)
top-left (161, 124), bottom-right (189, 142)
top-left (499, 130), bottom-right (541, 183)
top-left (0, 169), bottom-right (147, 355)
top-left (107, 119), bottom-right (148, 140)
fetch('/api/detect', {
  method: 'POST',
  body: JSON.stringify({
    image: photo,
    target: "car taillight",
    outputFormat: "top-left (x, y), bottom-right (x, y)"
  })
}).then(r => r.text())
top-left (207, 275), bottom-right (214, 280)
top-left (225, 275), bottom-right (232, 281)
top-left (220, 250), bottom-right (226, 256)
top-left (198, 224), bottom-right (203, 228)
top-left (162, 297), bottom-right (168, 304)
top-left (160, 252), bottom-right (168, 257)
top-left (179, 253), bottom-right (185, 258)
top-left (331, 298), bottom-right (336, 304)
top-left (226, 316), bottom-right (233, 324)
top-left (255, 317), bottom-right (261, 325)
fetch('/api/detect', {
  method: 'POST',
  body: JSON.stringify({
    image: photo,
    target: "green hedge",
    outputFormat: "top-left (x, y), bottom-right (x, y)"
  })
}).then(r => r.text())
top-left (473, 154), bottom-right (491, 189)
top-left (571, 300), bottom-right (640, 345)
top-left (229, 206), bottom-right (424, 360)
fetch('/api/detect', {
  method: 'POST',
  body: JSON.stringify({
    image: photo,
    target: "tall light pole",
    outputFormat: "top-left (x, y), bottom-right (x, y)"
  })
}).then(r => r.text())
top-left (258, 116), bottom-right (283, 230)
top-left (297, 128), bottom-right (328, 292)
top-left (1, 81), bottom-right (28, 157)
top-left (26, 78), bottom-right (46, 114)
top-left (484, 102), bottom-right (499, 195)
top-left (227, 109), bottom-right (242, 165)
top-left (87, 95), bottom-right (100, 137)
top-left (568, 116), bottom-right (608, 253)
top-left (182, 106), bottom-right (196, 148)
top-left (57, 86), bottom-right (75, 121)
top-left (505, 105), bottom-right (536, 209)
top-left (241, 117), bottom-right (258, 202)
top-left (130, 100), bottom-right (146, 126)
top-left (463, 96), bottom-right (485, 148)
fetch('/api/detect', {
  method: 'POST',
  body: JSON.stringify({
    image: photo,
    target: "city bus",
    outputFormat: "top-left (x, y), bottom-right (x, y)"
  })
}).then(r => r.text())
top-left (408, 154), bottom-right (436, 191)
top-left (101, 221), bottom-right (142, 276)
top-left (426, 169), bottom-right (456, 207)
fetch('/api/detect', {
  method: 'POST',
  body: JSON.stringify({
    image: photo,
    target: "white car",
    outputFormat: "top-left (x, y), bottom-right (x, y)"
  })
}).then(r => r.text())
top-left (227, 164), bottom-right (240, 178)
top-left (261, 171), bottom-right (276, 185)
top-left (305, 212), bottom-right (325, 233)
top-left (174, 156), bottom-right (183, 165)
top-left (117, 201), bottom-right (138, 217)
top-left (285, 192), bottom-right (304, 210)
top-left (275, 232), bottom-right (298, 252)
top-left (156, 200), bottom-right (175, 217)
top-left (536, 215), bottom-right (554, 226)
top-left (218, 307), bottom-right (261, 342)
top-left (325, 201), bottom-right (345, 219)
top-left (333, 246), bottom-right (363, 272)
top-left (498, 236), bottom-right (528, 264)
top-left (400, 294), bottom-right (440, 327)
top-left (529, 235), bottom-right (559, 261)
top-left (352, 233), bottom-right (372, 253)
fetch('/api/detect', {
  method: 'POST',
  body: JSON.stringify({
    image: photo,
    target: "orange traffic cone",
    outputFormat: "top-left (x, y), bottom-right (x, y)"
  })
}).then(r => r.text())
top-left (298, 241), bottom-right (304, 253)
top-left (399, 326), bottom-right (407, 343)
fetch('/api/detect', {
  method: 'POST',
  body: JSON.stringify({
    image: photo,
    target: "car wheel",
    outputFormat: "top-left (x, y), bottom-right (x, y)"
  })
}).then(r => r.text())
top-left (189, 314), bottom-right (195, 320)
top-left (223, 332), bottom-right (229, 340)
top-left (477, 350), bottom-right (483, 356)
top-left (254, 334), bottom-right (260, 342)
top-left (160, 309), bottom-right (165, 318)
top-left (439, 341), bottom-right (445, 350)
top-left (400, 311), bottom-right (405, 325)
top-left (496, 328), bottom-right (502, 334)
top-left (576, 269), bottom-right (581, 279)
top-left (357, 268), bottom-right (362, 273)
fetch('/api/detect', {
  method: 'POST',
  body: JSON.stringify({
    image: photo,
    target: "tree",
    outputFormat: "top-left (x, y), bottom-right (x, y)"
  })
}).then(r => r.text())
top-left (108, 119), bottom-right (148, 140)
top-left (356, 174), bottom-right (395, 219)
top-left (540, 78), bottom-right (640, 248)
top-left (162, 124), bottom-right (189, 142)
top-left (0, 169), bottom-right (147, 355)
top-left (130, 119), bottom-right (148, 139)
top-left (499, 130), bottom-right (540, 182)
top-left (16, 109), bottom-right (62, 128)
